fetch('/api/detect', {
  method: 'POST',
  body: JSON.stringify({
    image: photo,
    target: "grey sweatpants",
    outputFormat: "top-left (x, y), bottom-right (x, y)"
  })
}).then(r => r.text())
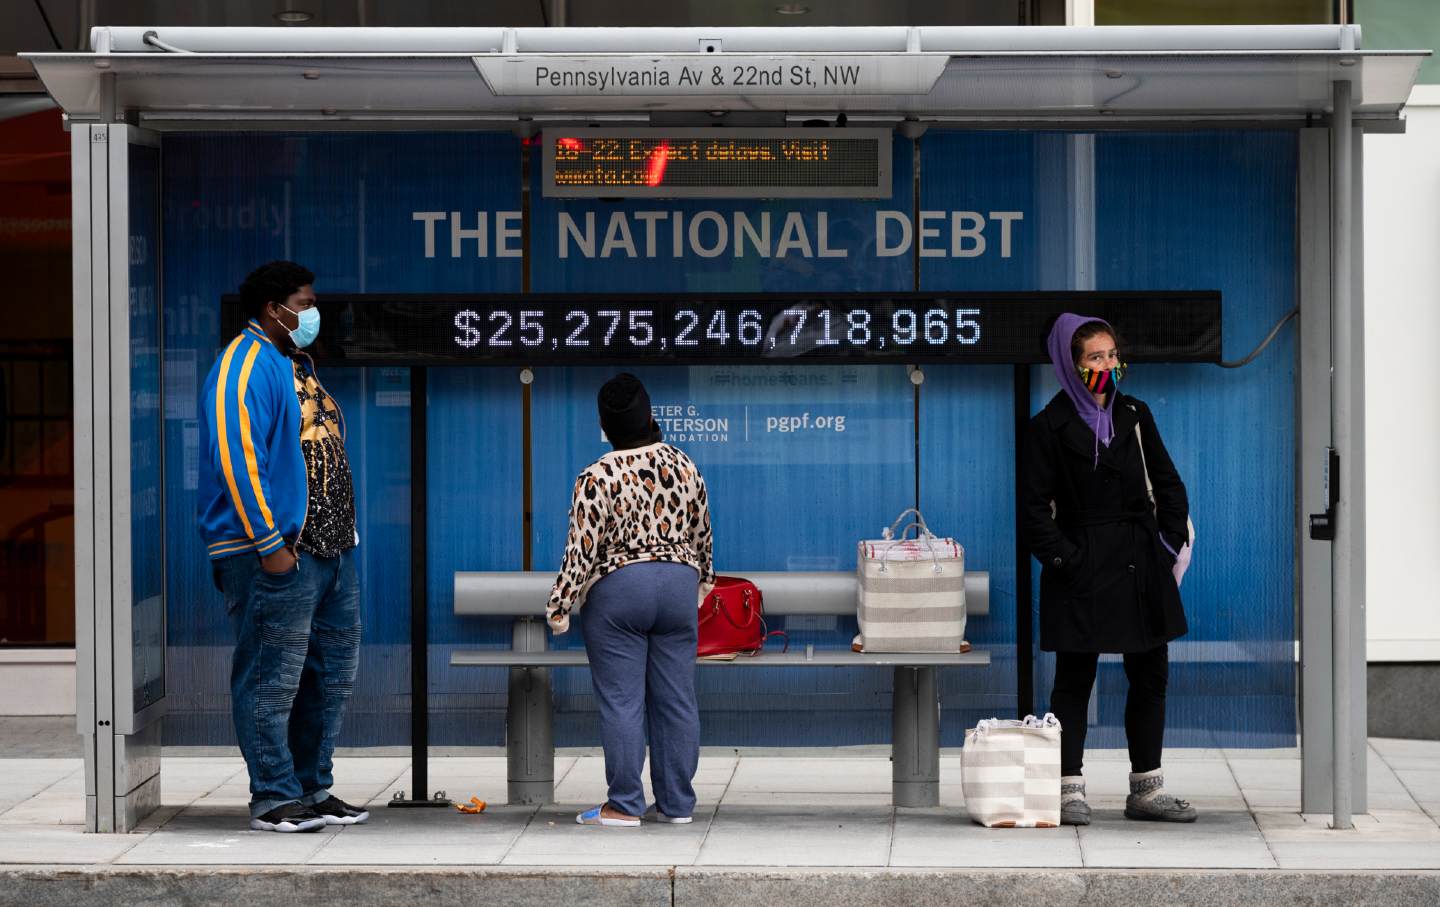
top-left (580, 561), bottom-right (700, 818)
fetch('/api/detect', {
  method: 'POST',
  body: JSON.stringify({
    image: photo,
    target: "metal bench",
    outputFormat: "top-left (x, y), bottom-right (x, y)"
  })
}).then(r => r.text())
top-left (451, 570), bottom-right (990, 807)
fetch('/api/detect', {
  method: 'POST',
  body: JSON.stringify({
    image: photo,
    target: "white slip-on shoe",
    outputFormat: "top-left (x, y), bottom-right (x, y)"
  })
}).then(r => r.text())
top-left (576, 805), bottom-right (641, 827)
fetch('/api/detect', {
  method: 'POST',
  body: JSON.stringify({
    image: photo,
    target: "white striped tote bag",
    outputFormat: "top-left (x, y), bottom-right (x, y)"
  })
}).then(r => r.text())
top-left (854, 508), bottom-right (966, 654)
top-left (961, 713), bottom-right (1063, 828)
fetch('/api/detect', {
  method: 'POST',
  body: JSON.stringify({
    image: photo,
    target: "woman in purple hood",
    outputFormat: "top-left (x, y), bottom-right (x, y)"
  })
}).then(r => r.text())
top-left (1021, 314), bottom-right (1195, 825)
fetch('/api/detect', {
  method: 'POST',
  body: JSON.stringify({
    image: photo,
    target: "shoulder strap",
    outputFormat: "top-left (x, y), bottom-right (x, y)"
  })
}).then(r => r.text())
top-left (1135, 423), bottom-right (1156, 508)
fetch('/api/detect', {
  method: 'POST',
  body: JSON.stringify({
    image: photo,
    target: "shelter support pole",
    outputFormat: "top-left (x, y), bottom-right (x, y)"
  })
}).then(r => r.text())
top-left (892, 666), bottom-right (940, 807)
top-left (507, 620), bottom-right (555, 805)
top-left (1329, 77), bottom-right (1364, 831)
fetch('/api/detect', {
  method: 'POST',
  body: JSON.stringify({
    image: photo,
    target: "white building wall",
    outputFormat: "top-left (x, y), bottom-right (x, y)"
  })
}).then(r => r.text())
top-left (1364, 85), bottom-right (1440, 662)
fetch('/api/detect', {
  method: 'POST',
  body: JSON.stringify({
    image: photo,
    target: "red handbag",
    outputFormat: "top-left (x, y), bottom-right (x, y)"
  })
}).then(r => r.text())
top-left (697, 576), bottom-right (787, 659)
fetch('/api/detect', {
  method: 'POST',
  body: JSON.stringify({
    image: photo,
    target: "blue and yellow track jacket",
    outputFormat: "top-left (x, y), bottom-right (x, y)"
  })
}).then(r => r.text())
top-left (197, 319), bottom-right (306, 560)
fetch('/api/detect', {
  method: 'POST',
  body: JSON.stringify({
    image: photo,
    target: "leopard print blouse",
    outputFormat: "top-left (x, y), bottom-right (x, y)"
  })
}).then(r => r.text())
top-left (546, 442), bottom-right (715, 633)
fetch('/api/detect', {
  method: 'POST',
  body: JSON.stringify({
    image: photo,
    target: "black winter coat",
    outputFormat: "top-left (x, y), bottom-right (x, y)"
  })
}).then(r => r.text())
top-left (1022, 391), bottom-right (1189, 654)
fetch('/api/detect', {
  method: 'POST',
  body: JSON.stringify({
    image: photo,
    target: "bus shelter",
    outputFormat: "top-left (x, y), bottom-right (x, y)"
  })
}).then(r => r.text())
top-left (23, 24), bottom-right (1428, 833)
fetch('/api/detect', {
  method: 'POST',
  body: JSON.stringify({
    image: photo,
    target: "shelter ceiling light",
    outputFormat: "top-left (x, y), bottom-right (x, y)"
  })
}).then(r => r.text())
top-left (775, 4), bottom-right (810, 14)
top-left (1105, 70), bottom-right (1124, 79)
top-left (274, 9), bottom-right (314, 23)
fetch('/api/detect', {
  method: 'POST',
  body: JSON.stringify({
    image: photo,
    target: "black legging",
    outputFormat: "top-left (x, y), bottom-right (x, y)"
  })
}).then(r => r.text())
top-left (1050, 644), bottom-right (1168, 777)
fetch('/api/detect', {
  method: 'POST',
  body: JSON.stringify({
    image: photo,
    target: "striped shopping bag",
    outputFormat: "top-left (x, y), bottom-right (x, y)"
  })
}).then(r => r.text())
top-left (961, 714), bottom-right (1063, 828)
top-left (854, 508), bottom-right (966, 653)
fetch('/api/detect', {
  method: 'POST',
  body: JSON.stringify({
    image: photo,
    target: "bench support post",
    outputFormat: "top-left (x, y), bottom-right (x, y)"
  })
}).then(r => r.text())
top-left (507, 619), bottom-right (554, 805)
top-left (892, 666), bottom-right (940, 807)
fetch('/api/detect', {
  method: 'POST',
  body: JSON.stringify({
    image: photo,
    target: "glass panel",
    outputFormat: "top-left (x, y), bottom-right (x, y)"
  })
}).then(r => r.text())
top-left (1359, 0), bottom-right (1440, 84)
top-left (1097, 0), bottom-right (1332, 25)
top-left (161, 132), bottom-right (522, 744)
top-left (1070, 130), bottom-right (1297, 747)
top-left (128, 141), bottom-right (165, 714)
top-left (917, 132), bottom-right (1070, 741)
top-left (526, 140), bottom-right (916, 746)
top-left (530, 363), bottom-right (916, 746)
top-left (0, 107), bottom-right (72, 645)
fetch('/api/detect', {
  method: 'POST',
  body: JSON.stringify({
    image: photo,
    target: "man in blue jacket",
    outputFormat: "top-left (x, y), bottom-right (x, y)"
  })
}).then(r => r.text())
top-left (199, 261), bottom-right (367, 832)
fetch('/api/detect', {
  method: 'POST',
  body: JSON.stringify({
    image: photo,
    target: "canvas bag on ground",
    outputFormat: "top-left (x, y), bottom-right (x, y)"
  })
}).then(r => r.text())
top-left (961, 713), bottom-right (1062, 828)
top-left (854, 508), bottom-right (966, 653)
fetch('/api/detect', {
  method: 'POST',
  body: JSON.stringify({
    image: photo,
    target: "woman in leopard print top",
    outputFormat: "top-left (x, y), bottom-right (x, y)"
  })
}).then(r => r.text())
top-left (548, 374), bottom-right (713, 827)
top-left (546, 440), bottom-right (715, 632)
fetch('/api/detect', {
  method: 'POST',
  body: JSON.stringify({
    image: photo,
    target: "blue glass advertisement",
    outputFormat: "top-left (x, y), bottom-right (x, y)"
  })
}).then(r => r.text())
top-left (160, 128), bottom-right (1295, 748)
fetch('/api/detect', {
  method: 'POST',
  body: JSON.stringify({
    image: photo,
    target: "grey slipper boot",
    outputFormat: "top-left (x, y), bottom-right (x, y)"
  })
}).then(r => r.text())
top-left (1125, 768), bottom-right (1198, 823)
top-left (1060, 775), bottom-right (1091, 826)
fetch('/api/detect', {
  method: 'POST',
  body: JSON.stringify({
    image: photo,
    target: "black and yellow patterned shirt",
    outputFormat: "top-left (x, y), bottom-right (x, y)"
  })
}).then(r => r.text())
top-left (292, 357), bottom-right (357, 558)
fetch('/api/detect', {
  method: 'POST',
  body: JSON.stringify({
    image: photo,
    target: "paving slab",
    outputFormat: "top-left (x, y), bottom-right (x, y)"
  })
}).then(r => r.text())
top-left (501, 802), bottom-right (716, 866)
top-left (115, 811), bottom-right (339, 865)
top-left (308, 804), bottom-right (536, 865)
top-left (1076, 808), bottom-right (1276, 869)
top-left (0, 826), bottom-right (143, 864)
top-left (1393, 769), bottom-right (1440, 802)
top-left (889, 809), bottom-right (1083, 867)
top-left (1370, 737), bottom-right (1440, 771)
top-left (1255, 809), bottom-right (1440, 869)
top-left (695, 804), bottom-right (893, 867)
top-left (726, 757), bottom-right (892, 794)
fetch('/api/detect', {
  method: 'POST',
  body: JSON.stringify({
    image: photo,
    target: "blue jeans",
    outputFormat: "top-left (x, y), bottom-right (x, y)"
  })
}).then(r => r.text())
top-left (580, 561), bottom-right (700, 819)
top-left (215, 549), bottom-right (362, 818)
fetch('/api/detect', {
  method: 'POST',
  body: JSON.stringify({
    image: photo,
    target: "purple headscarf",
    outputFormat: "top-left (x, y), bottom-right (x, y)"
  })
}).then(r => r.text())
top-left (1046, 313), bottom-right (1116, 467)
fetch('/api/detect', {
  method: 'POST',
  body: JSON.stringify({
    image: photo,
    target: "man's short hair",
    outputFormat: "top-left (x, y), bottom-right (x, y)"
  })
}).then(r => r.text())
top-left (239, 261), bottom-right (315, 320)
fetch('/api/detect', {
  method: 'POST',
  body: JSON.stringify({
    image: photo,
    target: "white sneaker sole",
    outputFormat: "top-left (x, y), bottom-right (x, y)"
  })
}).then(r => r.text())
top-left (654, 814), bottom-right (693, 824)
top-left (322, 811), bottom-right (370, 825)
top-left (250, 816), bottom-right (326, 833)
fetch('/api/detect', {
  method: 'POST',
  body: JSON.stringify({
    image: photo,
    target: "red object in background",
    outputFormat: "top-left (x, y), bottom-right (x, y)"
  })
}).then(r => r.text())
top-left (0, 109), bottom-right (70, 247)
top-left (645, 141), bottom-right (670, 186)
top-left (557, 136), bottom-right (583, 151)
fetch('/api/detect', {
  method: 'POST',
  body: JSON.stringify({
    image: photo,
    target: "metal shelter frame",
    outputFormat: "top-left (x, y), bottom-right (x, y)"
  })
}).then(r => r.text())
top-left (23, 23), bottom-right (1429, 833)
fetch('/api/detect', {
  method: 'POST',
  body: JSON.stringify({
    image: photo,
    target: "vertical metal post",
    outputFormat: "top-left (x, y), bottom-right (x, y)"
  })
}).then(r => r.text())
top-left (1329, 78), bottom-right (1355, 831)
top-left (410, 365), bottom-right (430, 801)
top-left (1014, 365), bottom-right (1034, 718)
top-left (892, 666), bottom-right (939, 807)
top-left (390, 366), bottom-right (447, 808)
top-left (507, 620), bottom-right (554, 804)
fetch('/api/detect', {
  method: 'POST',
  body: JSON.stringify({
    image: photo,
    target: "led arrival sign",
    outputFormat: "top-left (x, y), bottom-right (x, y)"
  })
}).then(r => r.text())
top-left (541, 128), bottom-right (892, 198)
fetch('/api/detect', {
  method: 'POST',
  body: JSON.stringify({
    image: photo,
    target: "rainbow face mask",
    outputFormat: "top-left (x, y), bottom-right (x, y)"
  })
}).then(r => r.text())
top-left (1078, 363), bottom-right (1126, 394)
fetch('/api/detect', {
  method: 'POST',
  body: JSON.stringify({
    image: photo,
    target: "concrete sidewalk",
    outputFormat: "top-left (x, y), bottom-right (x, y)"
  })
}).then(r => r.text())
top-left (1, 738), bottom-right (1437, 905)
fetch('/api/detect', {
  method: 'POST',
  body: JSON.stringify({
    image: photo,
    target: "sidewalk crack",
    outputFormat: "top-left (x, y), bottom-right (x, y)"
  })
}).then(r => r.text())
top-left (693, 751), bottom-right (739, 865)
top-left (1222, 748), bottom-right (1280, 868)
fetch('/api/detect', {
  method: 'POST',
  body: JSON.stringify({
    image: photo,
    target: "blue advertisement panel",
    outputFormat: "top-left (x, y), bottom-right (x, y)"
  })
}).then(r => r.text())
top-left (1090, 131), bottom-right (1297, 747)
top-left (528, 138), bottom-right (918, 745)
top-left (128, 142), bottom-right (165, 715)
top-left (162, 133), bottom-right (523, 744)
top-left (159, 128), bottom-right (1295, 749)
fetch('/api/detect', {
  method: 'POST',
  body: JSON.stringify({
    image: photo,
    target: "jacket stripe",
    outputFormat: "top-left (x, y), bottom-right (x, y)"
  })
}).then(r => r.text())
top-left (214, 337), bottom-right (256, 539)
top-left (209, 532), bottom-right (280, 557)
top-left (235, 342), bottom-right (277, 532)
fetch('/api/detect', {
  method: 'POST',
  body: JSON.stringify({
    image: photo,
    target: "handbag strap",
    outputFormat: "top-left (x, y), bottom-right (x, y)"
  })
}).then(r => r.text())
top-left (878, 531), bottom-right (945, 575)
top-left (882, 508), bottom-right (932, 540)
top-left (1135, 423), bottom-right (1157, 512)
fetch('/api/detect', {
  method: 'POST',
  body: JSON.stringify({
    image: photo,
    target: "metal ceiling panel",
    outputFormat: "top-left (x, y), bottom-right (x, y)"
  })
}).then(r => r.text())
top-left (21, 26), bottom-right (1430, 126)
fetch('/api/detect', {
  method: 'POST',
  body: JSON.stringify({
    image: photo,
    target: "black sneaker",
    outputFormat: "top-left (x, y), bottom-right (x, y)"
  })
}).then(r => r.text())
top-left (250, 803), bottom-right (326, 833)
top-left (311, 795), bottom-right (370, 825)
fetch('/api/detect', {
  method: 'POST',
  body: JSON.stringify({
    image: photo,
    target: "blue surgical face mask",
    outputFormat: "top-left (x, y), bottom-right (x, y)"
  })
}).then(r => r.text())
top-left (277, 303), bottom-right (320, 349)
